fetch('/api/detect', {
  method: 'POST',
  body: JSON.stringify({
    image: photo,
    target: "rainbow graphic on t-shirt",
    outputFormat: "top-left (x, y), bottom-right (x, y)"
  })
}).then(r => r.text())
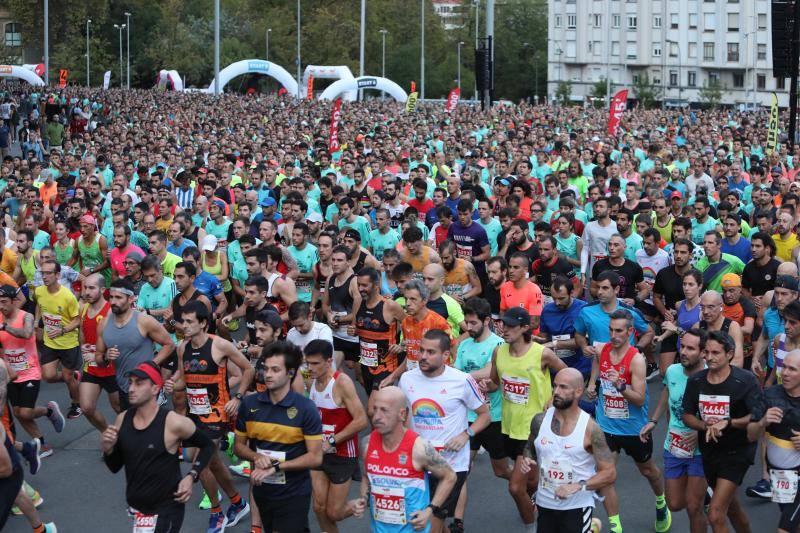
top-left (411, 398), bottom-right (445, 419)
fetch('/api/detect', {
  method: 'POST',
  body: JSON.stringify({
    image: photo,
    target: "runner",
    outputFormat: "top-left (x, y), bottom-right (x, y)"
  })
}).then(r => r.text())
top-left (588, 308), bottom-right (671, 533)
top-left (77, 274), bottom-right (120, 432)
top-left (102, 360), bottom-right (215, 532)
top-left (531, 236), bottom-right (579, 304)
top-left (580, 197), bottom-right (617, 287)
top-left (137, 255), bottom-right (178, 329)
top-left (438, 240), bottom-right (482, 305)
top-left (401, 226), bottom-right (440, 281)
top-left (489, 307), bottom-right (566, 530)
top-left (34, 260), bottom-right (82, 419)
top-left (287, 222), bottom-right (319, 304)
top-left (306, 339), bottom-right (368, 533)
top-left (286, 301), bottom-right (334, 355)
top-left (499, 254), bottom-right (544, 328)
top-left (171, 261), bottom-right (213, 343)
top-left (323, 244), bottom-right (362, 371)
top-left (640, 328), bottom-right (709, 533)
top-left (349, 386), bottom-right (458, 532)
top-left (233, 341), bottom-right (323, 533)
top-left (72, 213), bottom-right (109, 286)
top-left (173, 300), bottom-right (253, 532)
top-left (262, 245), bottom-right (298, 323)
top-left (696, 230), bottom-right (745, 294)
top-left (694, 290), bottom-right (745, 368)
top-left (538, 276), bottom-right (591, 379)
top-left (421, 263), bottom-right (466, 337)
top-left (521, 367), bottom-right (616, 533)
top-left (483, 256), bottom-right (507, 334)
top-left (682, 330), bottom-right (762, 533)
top-left (653, 238), bottom-right (695, 376)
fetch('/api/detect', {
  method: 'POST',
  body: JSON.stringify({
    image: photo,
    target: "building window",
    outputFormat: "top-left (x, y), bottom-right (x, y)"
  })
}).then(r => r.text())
top-left (594, 41), bottom-right (603, 56)
top-left (612, 41), bottom-right (620, 56)
top-left (628, 16), bottom-right (637, 29)
top-left (653, 72), bottom-right (662, 85)
top-left (594, 14), bottom-right (602, 28)
top-left (653, 15), bottom-right (662, 28)
top-left (670, 13), bottom-right (679, 29)
top-left (688, 42), bottom-right (697, 58)
top-left (758, 74), bottom-right (766, 89)
top-left (703, 42), bottom-right (715, 61)
top-left (758, 43), bottom-right (767, 60)
top-left (704, 13), bottom-right (716, 31)
top-left (4, 23), bottom-right (21, 47)
top-left (653, 43), bottom-right (662, 57)
top-left (669, 42), bottom-right (678, 57)
top-left (566, 40), bottom-right (577, 57)
top-left (555, 15), bottom-right (562, 28)
top-left (613, 14), bottom-right (621, 28)
top-left (626, 42), bottom-right (637, 59)
top-left (727, 43), bottom-right (739, 62)
top-left (758, 14), bottom-right (767, 29)
top-left (733, 72), bottom-right (744, 87)
top-left (670, 71), bottom-right (678, 86)
top-left (709, 72), bottom-right (720, 84)
top-left (689, 13), bottom-right (698, 28)
top-left (778, 77), bottom-right (786, 90)
top-left (632, 74), bottom-right (640, 84)
top-left (688, 71), bottom-right (697, 86)
top-left (567, 15), bottom-right (577, 29)
top-left (727, 13), bottom-right (739, 31)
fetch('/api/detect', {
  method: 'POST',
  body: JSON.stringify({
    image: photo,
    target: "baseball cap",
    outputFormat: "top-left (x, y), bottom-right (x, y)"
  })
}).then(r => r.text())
top-left (772, 165), bottom-right (783, 174)
top-left (343, 228), bottom-right (361, 241)
top-left (720, 273), bottom-right (741, 289)
top-left (306, 212), bottom-right (323, 223)
top-left (212, 198), bottom-right (227, 211)
top-left (257, 309), bottom-right (283, 331)
top-left (0, 285), bottom-right (19, 299)
top-left (259, 197), bottom-right (276, 208)
top-left (501, 307), bottom-right (531, 327)
top-left (201, 234), bottom-right (219, 251)
top-left (126, 361), bottom-right (164, 388)
top-left (670, 191), bottom-right (682, 200)
top-left (775, 275), bottom-right (800, 292)
top-left (495, 178), bottom-right (511, 187)
top-left (125, 251), bottom-right (144, 264)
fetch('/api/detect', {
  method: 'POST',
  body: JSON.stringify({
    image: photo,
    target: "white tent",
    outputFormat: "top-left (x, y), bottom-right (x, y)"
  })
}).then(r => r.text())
top-left (0, 65), bottom-right (45, 86)
top-left (318, 76), bottom-right (407, 103)
top-left (206, 59), bottom-right (299, 96)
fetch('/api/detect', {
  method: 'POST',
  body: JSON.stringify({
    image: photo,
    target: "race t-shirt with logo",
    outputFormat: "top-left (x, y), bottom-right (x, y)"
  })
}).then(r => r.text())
top-left (398, 366), bottom-right (485, 472)
top-left (662, 363), bottom-right (703, 457)
top-left (34, 284), bottom-right (80, 350)
top-left (454, 332), bottom-right (504, 422)
top-left (369, 228), bottom-right (401, 261)
top-left (635, 248), bottom-right (671, 305)
top-left (288, 243), bottom-right (319, 303)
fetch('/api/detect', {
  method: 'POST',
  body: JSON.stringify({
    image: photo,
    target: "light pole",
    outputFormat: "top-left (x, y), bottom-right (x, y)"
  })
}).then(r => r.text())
top-left (113, 24), bottom-right (126, 88)
top-left (420, 0), bottom-right (425, 99)
top-left (474, 0), bottom-right (480, 101)
top-left (359, 0), bottom-right (365, 100)
top-left (457, 41), bottom-right (464, 92)
top-left (667, 40), bottom-right (682, 103)
top-left (43, 0), bottom-right (49, 85)
top-left (379, 29), bottom-right (388, 78)
top-left (297, 0), bottom-right (302, 98)
top-left (125, 12), bottom-right (131, 89)
top-left (86, 19), bottom-right (91, 87)
top-left (266, 28), bottom-right (272, 61)
top-left (214, 0), bottom-right (219, 95)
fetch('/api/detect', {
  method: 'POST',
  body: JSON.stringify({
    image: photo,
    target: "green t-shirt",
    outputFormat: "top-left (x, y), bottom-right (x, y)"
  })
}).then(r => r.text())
top-left (624, 232), bottom-right (643, 262)
top-left (227, 240), bottom-right (249, 286)
top-left (288, 243), bottom-right (319, 302)
top-left (455, 333), bottom-right (504, 422)
top-left (369, 228), bottom-right (400, 261)
top-left (32, 230), bottom-right (50, 251)
top-left (691, 216), bottom-right (719, 245)
top-left (338, 215), bottom-right (373, 249)
top-left (695, 252), bottom-right (745, 293)
top-left (138, 278), bottom-right (177, 322)
top-left (663, 363), bottom-right (703, 456)
top-left (160, 252), bottom-right (182, 279)
top-left (477, 218), bottom-right (503, 256)
top-left (206, 219), bottom-right (232, 246)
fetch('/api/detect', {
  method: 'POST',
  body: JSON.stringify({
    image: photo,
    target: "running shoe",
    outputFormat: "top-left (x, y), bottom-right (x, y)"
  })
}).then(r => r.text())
top-left (448, 518), bottom-right (464, 533)
top-left (66, 403), bottom-right (83, 419)
top-left (221, 432), bottom-right (238, 462)
top-left (12, 483), bottom-right (42, 515)
top-left (207, 511), bottom-right (226, 533)
top-left (229, 463), bottom-right (251, 478)
top-left (745, 478), bottom-right (772, 499)
top-left (646, 362), bottom-right (660, 383)
top-left (21, 438), bottom-right (41, 475)
top-left (224, 499), bottom-right (250, 528)
top-left (199, 490), bottom-right (222, 510)
top-left (44, 524), bottom-right (58, 533)
top-left (39, 443), bottom-right (54, 458)
top-left (46, 401), bottom-right (65, 432)
top-left (654, 502), bottom-right (671, 532)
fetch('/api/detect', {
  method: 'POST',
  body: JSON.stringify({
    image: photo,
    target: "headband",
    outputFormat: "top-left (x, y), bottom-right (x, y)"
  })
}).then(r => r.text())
top-left (109, 287), bottom-right (134, 296)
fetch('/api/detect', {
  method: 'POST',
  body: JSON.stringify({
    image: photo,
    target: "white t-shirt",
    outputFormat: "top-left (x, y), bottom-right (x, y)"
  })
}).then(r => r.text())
top-left (287, 322), bottom-right (334, 356)
top-left (398, 366), bottom-right (486, 472)
top-left (635, 247), bottom-right (672, 305)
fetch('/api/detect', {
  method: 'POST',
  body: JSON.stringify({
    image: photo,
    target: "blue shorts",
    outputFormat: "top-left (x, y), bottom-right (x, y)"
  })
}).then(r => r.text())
top-left (663, 449), bottom-right (705, 479)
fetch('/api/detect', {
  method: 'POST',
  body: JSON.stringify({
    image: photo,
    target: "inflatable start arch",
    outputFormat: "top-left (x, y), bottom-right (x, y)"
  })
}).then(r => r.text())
top-left (0, 65), bottom-right (45, 86)
top-left (206, 59), bottom-right (299, 96)
top-left (318, 76), bottom-right (407, 103)
top-left (157, 70), bottom-right (184, 91)
top-left (302, 65), bottom-right (356, 101)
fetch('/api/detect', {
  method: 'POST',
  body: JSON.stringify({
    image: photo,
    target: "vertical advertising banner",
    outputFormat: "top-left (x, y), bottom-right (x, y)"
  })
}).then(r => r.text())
top-left (328, 98), bottom-right (342, 152)
top-left (767, 92), bottom-right (779, 155)
top-left (607, 89), bottom-right (629, 136)
top-left (445, 88), bottom-right (460, 112)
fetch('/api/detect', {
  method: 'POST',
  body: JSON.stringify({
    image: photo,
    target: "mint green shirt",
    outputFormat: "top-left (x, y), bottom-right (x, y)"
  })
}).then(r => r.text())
top-left (369, 228), bottom-right (400, 261)
top-left (455, 333), bottom-right (504, 422)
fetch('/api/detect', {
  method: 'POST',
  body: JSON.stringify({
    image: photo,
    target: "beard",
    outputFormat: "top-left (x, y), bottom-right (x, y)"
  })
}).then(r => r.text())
top-left (468, 325), bottom-right (485, 339)
top-left (553, 395), bottom-right (574, 409)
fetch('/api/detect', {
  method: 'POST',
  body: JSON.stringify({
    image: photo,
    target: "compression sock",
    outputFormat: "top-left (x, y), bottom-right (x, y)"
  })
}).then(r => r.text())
top-left (230, 493), bottom-right (242, 505)
top-left (608, 514), bottom-right (623, 533)
top-left (210, 505), bottom-right (222, 514)
top-left (33, 524), bottom-right (45, 533)
top-left (655, 494), bottom-right (666, 508)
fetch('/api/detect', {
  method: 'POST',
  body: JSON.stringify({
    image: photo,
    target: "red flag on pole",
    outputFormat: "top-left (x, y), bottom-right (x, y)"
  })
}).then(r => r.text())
top-left (58, 69), bottom-right (69, 88)
top-left (307, 75), bottom-right (314, 100)
top-left (329, 98), bottom-right (342, 153)
top-left (445, 88), bottom-right (460, 112)
top-left (410, 81), bottom-right (416, 93)
top-left (607, 89), bottom-right (628, 136)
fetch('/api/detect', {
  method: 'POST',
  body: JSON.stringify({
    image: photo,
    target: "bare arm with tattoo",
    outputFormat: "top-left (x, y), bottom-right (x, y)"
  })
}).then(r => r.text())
top-left (522, 412), bottom-right (545, 468)
top-left (4, 312), bottom-right (34, 339)
top-left (585, 420), bottom-right (617, 490)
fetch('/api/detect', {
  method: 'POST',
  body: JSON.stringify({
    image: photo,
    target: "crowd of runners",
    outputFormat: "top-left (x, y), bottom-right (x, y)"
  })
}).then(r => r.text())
top-left (0, 85), bottom-right (797, 533)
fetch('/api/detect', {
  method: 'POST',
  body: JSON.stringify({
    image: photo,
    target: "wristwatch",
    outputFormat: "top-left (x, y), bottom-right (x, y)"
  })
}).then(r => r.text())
top-left (327, 435), bottom-right (336, 447)
top-left (579, 480), bottom-right (587, 491)
top-left (427, 503), bottom-right (446, 519)
top-left (466, 427), bottom-right (475, 438)
top-left (234, 392), bottom-right (243, 400)
top-left (615, 381), bottom-right (627, 392)
top-left (270, 458), bottom-right (281, 473)
top-left (187, 468), bottom-right (200, 483)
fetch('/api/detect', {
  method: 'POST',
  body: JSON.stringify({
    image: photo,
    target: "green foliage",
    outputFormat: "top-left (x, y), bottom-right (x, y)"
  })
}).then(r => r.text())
top-left (698, 78), bottom-right (724, 109)
top-left (632, 73), bottom-right (662, 109)
top-left (4, 0), bottom-right (546, 99)
top-left (555, 80), bottom-right (571, 106)
top-left (590, 77), bottom-right (608, 107)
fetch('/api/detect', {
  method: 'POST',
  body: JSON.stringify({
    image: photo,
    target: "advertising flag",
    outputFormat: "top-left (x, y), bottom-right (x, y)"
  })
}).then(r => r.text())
top-left (405, 92), bottom-right (419, 113)
top-left (445, 88), bottom-right (460, 112)
top-left (307, 75), bottom-right (314, 100)
top-left (767, 92), bottom-right (779, 155)
top-left (103, 70), bottom-right (111, 90)
top-left (328, 98), bottom-right (342, 152)
top-left (607, 89), bottom-right (628, 136)
top-left (58, 69), bottom-right (69, 88)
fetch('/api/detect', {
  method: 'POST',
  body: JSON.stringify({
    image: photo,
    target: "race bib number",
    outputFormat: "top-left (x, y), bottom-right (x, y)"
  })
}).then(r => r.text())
top-left (256, 449), bottom-right (286, 484)
top-left (360, 341), bottom-right (378, 367)
top-left (43, 313), bottom-right (62, 337)
top-left (541, 458), bottom-right (574, 491)
top-left (186, 387), bottom-right (212, 416)
top-left (372, 486), bottom-right (406, 525)
top-left (5, 349), bottom-right (28, 372)
top-left (455, 243), bottom-right (472, 260)
top-left (406, 358), bottom-right (419, 372)
top-left (771, 468), bottom-right (799, 504)
top-left (502, 375), bottom-right (530, 405)
top-left (133, 513), bottom-right (157, 533)
top-left (553, 334), bottom-right (575, 360)
top-left (81, 343), bottom-right (98, 367)
top-left (698, 394), bottom-right (730, 424)
top-left (667, 430), bottom-right (695, 459)
top-left (601, 380), bottom-right (629, 419)
top-left (295, 278), bottom-right (312, 293)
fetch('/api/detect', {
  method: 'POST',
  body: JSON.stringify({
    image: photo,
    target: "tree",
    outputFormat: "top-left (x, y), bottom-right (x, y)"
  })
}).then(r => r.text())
top-left (590, 77), bottom-right (608, 107)
top-left (632, 73), bottom-right (662, 109)
top-left (555, 81), bottom-right (572, 106)
top-left (699, 78), bottom-right (724, 108)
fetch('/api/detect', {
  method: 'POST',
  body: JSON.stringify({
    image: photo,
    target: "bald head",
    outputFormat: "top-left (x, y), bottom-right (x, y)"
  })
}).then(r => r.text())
top-left (701, 291), bottom-right (723, 306)
top-left (85, 273), bottom-right (104, 288)
top-left (779, 262), bottom-right (799, 277)
top-left (423, 263), bottom-right (444, 280)
top-left (556, 367), bottom-right (585, 389)
top-left (375, 386), bottom-right (407, 410)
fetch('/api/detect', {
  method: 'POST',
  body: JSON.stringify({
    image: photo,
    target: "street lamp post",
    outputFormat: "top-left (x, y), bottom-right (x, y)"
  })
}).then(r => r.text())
top-left (457, 41), bottom-right (464, 92)
top-left (125, 12), bottom-right (131, 89)
top-left (474, 0), bottom-right (480, 101)
top-left (86, 19), bottom-right (91, 87)
top-left (214, 0), bottom-right (219, 95)
top-left (379, 29), bottom-right (388, 100)
top-left (113, 24), bottom-right (126, 88)
top-left (44, 0), bottom-right (49, 85)
top-left (266, 28), bottom-right (272, 61)
top-left (297, 0), bottom-right (302, 98)
top-left (421, 0), bottom-right (425, 99)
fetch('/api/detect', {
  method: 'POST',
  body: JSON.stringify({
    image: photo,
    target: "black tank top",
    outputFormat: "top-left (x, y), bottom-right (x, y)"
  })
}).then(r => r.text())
top-left (700, 317), bottom-right (732, 335)
top-left (245, 302), bottom-right (269, 344)
top-left (183, 336), bottom-right (229, 424)
top-left (118, 407), bottom-right (181, 514)
top-left (187, 225), bottom-right (200, 246)
top-left (172, 290), bottom-right (202, 331)
top-left (328, 273), bottom-right (355, 315)
top-left (354, 251), bottom-right (367, 273)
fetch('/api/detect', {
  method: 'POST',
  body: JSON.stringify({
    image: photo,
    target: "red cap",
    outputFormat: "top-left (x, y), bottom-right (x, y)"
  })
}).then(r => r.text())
top-left (127, 361), bottom-right (164, 388)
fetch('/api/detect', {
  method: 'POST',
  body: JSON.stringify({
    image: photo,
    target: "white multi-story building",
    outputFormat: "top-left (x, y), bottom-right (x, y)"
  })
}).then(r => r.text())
top-left (548, 0), bottom-right (788, 107)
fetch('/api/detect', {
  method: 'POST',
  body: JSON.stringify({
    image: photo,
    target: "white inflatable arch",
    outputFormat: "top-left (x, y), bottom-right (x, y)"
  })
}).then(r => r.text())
top-left (0, 65), bottom-right (44, 86)
top-left (318, 76), bottom-right (407, 103)
top-left (302, 65), bottom-right (356, 101)
top-left (157, 69), bottom-right (184, 91)
top-left (206, 59), bottom-right (299, 96)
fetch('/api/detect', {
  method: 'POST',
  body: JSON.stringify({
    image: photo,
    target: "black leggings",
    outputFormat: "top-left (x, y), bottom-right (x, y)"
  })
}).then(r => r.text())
top-left (152, 503), bottom-right (185, 533)
top-left (0, 468), bottom-right (23, 530)
top-left (779, 491), bottom-right (800, 533)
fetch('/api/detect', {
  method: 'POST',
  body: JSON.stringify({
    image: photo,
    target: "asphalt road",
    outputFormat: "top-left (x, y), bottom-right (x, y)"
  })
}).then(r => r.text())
top-left (2, 372), bottom-right (783, 533)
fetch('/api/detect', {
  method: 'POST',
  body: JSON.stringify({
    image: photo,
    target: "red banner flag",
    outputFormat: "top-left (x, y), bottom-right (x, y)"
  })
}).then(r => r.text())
top-left (307, 75), bottom-right (314, 100)
top-left (445, 88), bottom-right (460, 112)
top-left (58, 69), bottom-right (69, 88)
top-left (328, 98), bottom-right (342, 153)
top-left (410, 81), bottom-right (416, 93)
top-left (607, 89), bottom-right (628, 136)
